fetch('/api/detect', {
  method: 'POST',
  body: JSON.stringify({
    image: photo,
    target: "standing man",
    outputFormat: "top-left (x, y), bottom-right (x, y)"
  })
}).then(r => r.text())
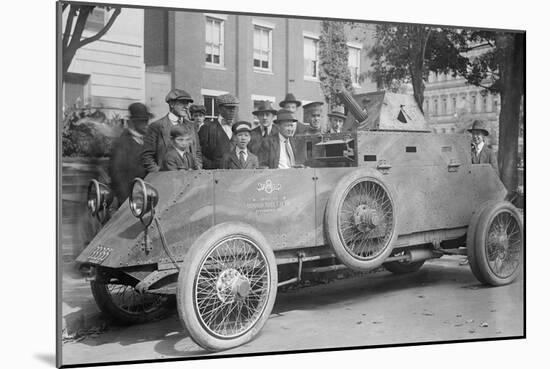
top-left (190, 104), bottom-right (207, 132)
top-left (279, 92), bottom-right (309, 135)
top-left (302, 101), bottom-right (324, 134)
top-left (468, 119), bottom-right (499, 174)
top-left (249, 100), bottom-right (278, 155)
top-left (141, 89), bottom-right (202, 173)
top-left (199, 93), bottom-right (239, 169)
top-left (259, 109), bottom-right (305, 169)
top-left (109, 103), bottom-right (151, 203)
top-left (221, 121), bottom-right (259, 169)
top-left (327, 106), bottom-right (347, 133)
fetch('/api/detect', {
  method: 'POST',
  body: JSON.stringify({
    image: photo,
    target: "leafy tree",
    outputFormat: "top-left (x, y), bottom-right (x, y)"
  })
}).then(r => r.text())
top-left (319, 21), bottom-right (353, 108)
top-left (62, 3), bottom-right (121, 78)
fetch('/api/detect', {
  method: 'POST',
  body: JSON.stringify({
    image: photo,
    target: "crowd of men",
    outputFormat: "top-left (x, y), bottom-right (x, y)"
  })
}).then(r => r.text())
top-left (108, 87), bottom-right (498, 203)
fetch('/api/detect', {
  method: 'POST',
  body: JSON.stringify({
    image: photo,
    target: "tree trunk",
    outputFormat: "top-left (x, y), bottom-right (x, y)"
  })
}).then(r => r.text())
top-left (496, 33), bottom-right (525, 193)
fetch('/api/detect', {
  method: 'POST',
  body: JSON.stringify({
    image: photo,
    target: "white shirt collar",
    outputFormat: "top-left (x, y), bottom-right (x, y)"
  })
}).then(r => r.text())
top-left (174, 146), bottom-right (189, 157)
top-left (279, 133), bottom-right (289, 143)
top-left (168, 112), bottom-right (180, 125)
top-left (475, 141), bottom-right (485, 154)
top-left (236, 147), bottom-right (248, 158)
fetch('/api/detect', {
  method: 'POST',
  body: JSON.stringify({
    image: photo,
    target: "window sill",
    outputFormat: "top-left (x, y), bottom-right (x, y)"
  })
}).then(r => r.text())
top-left (253, 68), bottom-right (274, 75)
top-left (352, 83), bottom-right (361, 89)
top-left (304, 75), bottom-right (319, 82)
top-left (204, 64), bottom-right (226, 71)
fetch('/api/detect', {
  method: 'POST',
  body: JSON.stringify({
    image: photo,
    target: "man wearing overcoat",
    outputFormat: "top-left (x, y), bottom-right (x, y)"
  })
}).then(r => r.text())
top-left (198, 94), bottom-right (239, 169)
top-left (259, 109), bottom-right (305, 169)
top-left (468, 119), bottom-right (499, 175)
top-left (249, 100), bottom-right (279, 155)
top-left (141, 89), bottom-right (202, 173)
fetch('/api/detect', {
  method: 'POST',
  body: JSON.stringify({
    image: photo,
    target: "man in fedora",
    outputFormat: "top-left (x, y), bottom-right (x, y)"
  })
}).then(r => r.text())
top-left (303, 101), bottom-right (325, 134)
top-left (259, 109), bottom-right (305, 169)
top-left (109, 102), bottom-right (151, 203)
top-left (279, 92), bottom-right (309, 135)
top-left (198, 93), bottom-right (239, 169)
top-left (249, 100), bottom-right (278, 155)
top-left (141, 88), bottom-right (202, 173)
top-left (221, 121), bottom-right (259, 169)
top-left (328, 105), bottom-right (347, 133)
top-left (468, 119), bottom-right (499, 174)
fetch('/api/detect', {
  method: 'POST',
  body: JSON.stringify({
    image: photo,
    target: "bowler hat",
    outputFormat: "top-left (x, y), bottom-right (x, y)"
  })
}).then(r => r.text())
top-left (232, 121), bottom-right (252, 135)
top-left (467, 120), bottom-right (489, 136)
top-left (216, 94), bottom-right (239, 107)
top-left (165, 89), bottom-right (194, 103)
top-left (128, 102), bottom-right (153, 120)
top-left (279, 93), bottom-right (302, 108)
top-left (328, 105), bottom-right (346, 119)
top-left (274, 109), bottom-right (298, 123)
top-left (189, 104), bottom-right (206, 115)
top-left (252, 101), bottom-right (277, 115)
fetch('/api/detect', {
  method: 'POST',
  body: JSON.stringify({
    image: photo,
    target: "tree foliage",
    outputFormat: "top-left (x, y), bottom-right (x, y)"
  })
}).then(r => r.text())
top-left (318, 21), bottom-right (353, 109)
top-left (62, 3), bottom-right (121, 78)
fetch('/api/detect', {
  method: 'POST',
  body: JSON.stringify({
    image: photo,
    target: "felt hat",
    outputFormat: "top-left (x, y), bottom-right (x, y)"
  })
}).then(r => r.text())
top-left (328, 105), bottom-right (346, 119)
top-left (274, 109), bottom-right (298, 123)
top-left (252, 100), bottom-right (278, 115)
top-left (279, 93), bottom-right (302, 108)
top-left (165, 89), bottom-right (194, 103)
top-left (128, 102), bottom-right (153, 120)
top-left (467, 120), bottom-right (490, 136)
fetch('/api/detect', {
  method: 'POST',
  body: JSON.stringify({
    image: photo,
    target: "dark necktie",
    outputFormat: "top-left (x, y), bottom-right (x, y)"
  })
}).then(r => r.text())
top-left (239, 151), bottom-right (246, 168)
top-left (262, 128), bottom-right (267, 137)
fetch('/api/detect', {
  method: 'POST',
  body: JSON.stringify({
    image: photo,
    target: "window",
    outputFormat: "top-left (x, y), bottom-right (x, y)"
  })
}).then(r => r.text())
top-left (203, 95), bottom-right (219, 120)
top-left (63, 73), bottom-right (90, 109)
top-left (442, 128), bottom-right (447, 133)
top-left (433, 99), bottom-right (438, 115)
top-left (442, 97), bottom-right (447, 115)
top-left (424, 99), bottom-right (429, 114)
top-left (253, 25), bottom-right (272, 71)
top-left (452, 97), bottom-right (457, 113)
top-left (205, 17), bottom-right (224, 66)
top-left (471, 93), bottom-right (478, 112)
top-left (482, 96), bottom-right (488, 112)
top-left (347, 44), bottom-right (361, 86)
top-left (493, 98), bottom-right (499, 112)
top-left (303, 36), bottom-right (319, 79)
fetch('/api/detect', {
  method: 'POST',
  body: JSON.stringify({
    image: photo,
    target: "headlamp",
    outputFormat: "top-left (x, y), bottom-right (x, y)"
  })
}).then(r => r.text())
top-left (87, 179), bottom-right (113, 217)
top-left (129, 178), bottom-right (159, 218)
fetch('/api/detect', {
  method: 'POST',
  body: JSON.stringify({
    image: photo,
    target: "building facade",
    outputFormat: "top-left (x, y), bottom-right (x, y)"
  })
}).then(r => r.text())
top-left (144, 9), bottom-right (376, 128)
top-left (63, 7), bottom-right (146, 118)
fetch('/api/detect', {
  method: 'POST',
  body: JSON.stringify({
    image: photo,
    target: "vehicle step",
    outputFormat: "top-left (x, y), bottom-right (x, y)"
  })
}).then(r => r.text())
top-left (302, 264), bottom-right (347, 274)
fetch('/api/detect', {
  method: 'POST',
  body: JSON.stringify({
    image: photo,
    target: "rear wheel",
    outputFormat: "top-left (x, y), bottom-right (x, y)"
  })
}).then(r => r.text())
top-left (467, 201), bottom-right (523, 286)
top-left (91, 280), bottom-right (172, 325)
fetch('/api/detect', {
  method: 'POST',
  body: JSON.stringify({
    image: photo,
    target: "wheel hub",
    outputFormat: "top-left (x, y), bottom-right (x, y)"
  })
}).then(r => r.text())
top-left (353, 204), bottom-right (381, 232)
top-left (216, 268), bottom-right (250, 303)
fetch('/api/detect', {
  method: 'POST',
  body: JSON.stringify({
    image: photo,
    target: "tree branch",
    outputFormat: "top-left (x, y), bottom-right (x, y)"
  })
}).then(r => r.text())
top-left (461, 42), bottom-right (493, 52)
top-left (78, 7), bottom-right (121, 49)
top-left (62, 5), bottom-right (76, 50)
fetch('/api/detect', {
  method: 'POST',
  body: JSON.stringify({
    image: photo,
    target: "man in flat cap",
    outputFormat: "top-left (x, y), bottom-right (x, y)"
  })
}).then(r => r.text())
top-left (468, 119), bottom-right (499, 174)
top-left (259, 109), bottom-right (305, 169)
top-left (327, 105), bottom-right (347, 133)
top-left (141, 88), bottom-right (202, 172)
top-left (249, 100), bottom-right (279, 155)
top-left (198, 93), bottom-right (239, 169)
top-left (109, 102), bottom-right (151, 204)
top-left (279, 92), bottom-right (309, 135)
top-left (190, 104), bottom-right (207, 132)
top-left (302, 101), bottom-right (325, 135)
top-left (221, 121), bottom-right (259, 169)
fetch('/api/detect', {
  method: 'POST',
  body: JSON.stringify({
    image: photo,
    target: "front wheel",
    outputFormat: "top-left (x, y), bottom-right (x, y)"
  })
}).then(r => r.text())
top-left (467, 201), bottom-right (523, 286)
top-left (177, 222), bottom-right (278, 351)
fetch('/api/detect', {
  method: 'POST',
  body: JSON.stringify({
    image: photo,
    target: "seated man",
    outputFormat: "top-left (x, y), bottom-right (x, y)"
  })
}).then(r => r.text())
top-left (161, 125), bottom-right (200, 171)
top-left (221, 121), bottom-right (259, 169)
top-left (279, 92), bottom-right (309, 135)
top-left (302, 101), bottom-right (324, 134)
top-left (327, 106), bottom-right (347, 133)
top-left (259, 109), bottom-right (305, 169)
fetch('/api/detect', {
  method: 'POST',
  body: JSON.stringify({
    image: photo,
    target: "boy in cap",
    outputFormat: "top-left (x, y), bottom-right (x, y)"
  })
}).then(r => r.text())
top-left (279, 92), bottom-right (309, 135)
top-left (142, 88), bottom-right (202, 172)
top-left (468, 119), bottom-right (499, 174)
top-left (109, 102), bottom-right (151, 203)
top-left (221, 121), bottom-right (259, 169)
top-left (249, 100), bottom-right (279, 155)
top-left (259, 109), bottom-right (304, 169)
top-left (198, 93), bottom-right (240, 169)
top-left (161, 125), bottom-right (199, 171)
top-left (190, 104), bottom-right (207, 131)
top-left (302, 101), bottom-right (324, 134)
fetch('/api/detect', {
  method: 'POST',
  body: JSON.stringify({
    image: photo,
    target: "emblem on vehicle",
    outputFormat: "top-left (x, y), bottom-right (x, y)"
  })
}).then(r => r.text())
top-left (87, 245), bottom-right (112, 264)
top-left (257, 179), bottom-right (281, 194)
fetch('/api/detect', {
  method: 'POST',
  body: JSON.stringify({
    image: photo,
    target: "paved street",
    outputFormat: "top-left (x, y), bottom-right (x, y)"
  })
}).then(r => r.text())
top-left (60, 256), bottom-right (524, 367)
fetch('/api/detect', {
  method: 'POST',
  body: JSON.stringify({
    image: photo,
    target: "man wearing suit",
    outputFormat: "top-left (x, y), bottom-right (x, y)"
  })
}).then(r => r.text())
top-left (468, 119), bottom-right (499, 175)
top-left (327, 105), bottom-right (347, 133)
top-left (141, 89), bottom-right (202, 173)
top-left (302, 101), bottom-right (325, 134)
top-left (221, 121), bottom-right (259, 169)
top-left (199, 94), bottom-right (239, 169)
top-left (109, 102), bottom-right (151, 203)
top-left (279, 92), bottom-right (309, 135)
top-left (259, 109), bottom-right (305, 169)
top-left (249, 100), bottom-right (278, 155)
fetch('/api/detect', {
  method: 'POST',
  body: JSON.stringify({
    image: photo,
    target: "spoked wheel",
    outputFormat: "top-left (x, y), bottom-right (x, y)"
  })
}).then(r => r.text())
top-left (91, 280), bottom-right (172, 325)
top-left (178, 222), bottom-right (277, 351)
top-left (467, 201), bottom-right (523, 286)
top-left (326, 171), bottom-right (398, 271)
